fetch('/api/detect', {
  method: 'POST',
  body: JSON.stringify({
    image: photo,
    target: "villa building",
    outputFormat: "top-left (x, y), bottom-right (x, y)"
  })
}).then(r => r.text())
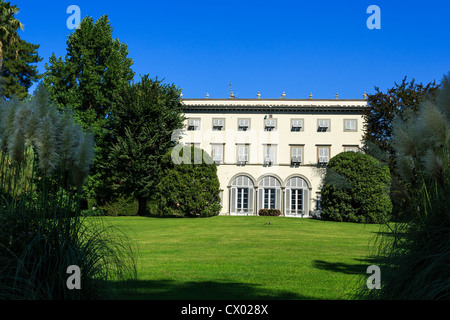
top-left (180, 93), bottom-right (367, 217)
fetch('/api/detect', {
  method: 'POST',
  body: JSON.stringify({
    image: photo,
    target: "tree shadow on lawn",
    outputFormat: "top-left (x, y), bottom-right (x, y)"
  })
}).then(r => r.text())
top-left (313, 257), bottom-right (387, 276)
top-left (314, 260), bottom-right (366, 276)
top-left (113, 279), bottom-right (315, 300)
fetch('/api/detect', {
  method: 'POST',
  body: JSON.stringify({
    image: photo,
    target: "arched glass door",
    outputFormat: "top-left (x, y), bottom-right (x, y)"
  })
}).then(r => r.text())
top-left (230, 175), bottom-right (255, 215)
top-left (285, 177), bottom-right (309, 217)
top-left (257, 176), bottom-right (282, 214)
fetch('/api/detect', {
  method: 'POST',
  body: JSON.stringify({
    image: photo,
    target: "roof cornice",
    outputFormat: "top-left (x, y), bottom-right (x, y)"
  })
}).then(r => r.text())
top-left (181, 98), bottom-right (367, 113)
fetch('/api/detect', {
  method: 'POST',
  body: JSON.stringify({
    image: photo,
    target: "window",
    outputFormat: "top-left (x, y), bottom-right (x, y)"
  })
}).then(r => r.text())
top-left (317, 119), bottom-right (330, 132)
top-left (238, 119), bottom-right (250, 131)
top-left (211, 144), bottom-right (224, 164)
top-left (187, 118), bottom-right (200, 131)
top-left (264, 119), bottom-right (276, 131)
top-left (343, 146), bottom-right (359, 152)
top-left (237, 145), bottom-right (249, 164)
top-left (344, 119), bottom-right (357, 132)
top-left (212, 118), bottom-right (225, 131)
top-left (291, 119), bottom-right (303, 132)
top-left (263, 145), bottom-right (276, 165)
top-left (291, 146), bottom-right (303, 165)
top-left (317, 146), bottom-right (330, 164)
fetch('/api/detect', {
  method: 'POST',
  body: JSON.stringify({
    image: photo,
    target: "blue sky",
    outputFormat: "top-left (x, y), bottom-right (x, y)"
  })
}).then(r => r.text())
top-left (15, 0), bottom-right (450, 99)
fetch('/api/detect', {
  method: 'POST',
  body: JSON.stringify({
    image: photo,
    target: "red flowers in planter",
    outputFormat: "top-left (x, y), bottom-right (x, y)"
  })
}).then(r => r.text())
top-left (258, 208), bottom-right (281, 216)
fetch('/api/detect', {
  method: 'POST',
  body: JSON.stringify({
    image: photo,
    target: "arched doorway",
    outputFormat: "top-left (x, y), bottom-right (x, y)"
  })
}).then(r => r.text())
top-left (285, 176), bottom-right (310, 217)
top-left (230, 175), bottom-right (255, 215)
top-left (257, 176), bottom-right (282, 214)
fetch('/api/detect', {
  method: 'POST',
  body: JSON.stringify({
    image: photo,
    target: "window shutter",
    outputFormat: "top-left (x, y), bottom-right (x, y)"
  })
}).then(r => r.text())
top-left (248, 187), bottom-right (254, 215)
top-left (303, 189), bottom-right (309, 216)
top-left (230, 188), bottom-right (236, 214)
top-left (239, 119), bottom-right (249, 127)
top-left (292, 147), bottom-right (302, 163)
top-left (269, 147), bottom-right (275, 162)
top-left (276, 188), bottom-right (282, 210)
top-left (238, 146), bottom-right (248, 162)
top-left (264, 147), bottom-right (270, 163)
top-left (319, 148), bottom-right (329, 163)
top-left (257, 189), bottom-right (263, 214)
top-left (292, 119), bottom-right (302, 128)
top-left (189, 119), bottom-right (199, 127)
top-left (299, 189), bottom-right (304, 211)
top-left (285, 188), bottom-right (291, 215)
top-left (318, 120), bottom-right (329, 131)
top-left (265, 119), bottom-right (275, 127)
top-left (319, 120), bottom-right (329, 128)
top-left (212, 146), bottom-right (223, 162)
top-left (345, 120), bottom-right (356, 130)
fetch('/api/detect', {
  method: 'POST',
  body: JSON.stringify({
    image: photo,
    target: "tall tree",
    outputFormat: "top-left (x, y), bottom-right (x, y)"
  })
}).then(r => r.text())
top-left (0, 0), bottom-right (23, 71)
top-left (0, 38), bottom-right (42, 99)
top-left (363, 77), bottom-right (440, 166)
top-left (0, 1), bottom-right (41, 100)
top-left (44, 15), bottom-right (134, 129)
top-left (362, 77), bottom-right (440, 218)
top-left (108, 75), bottom-right (185, 216)
top-left (43, 14), bottom-right (135, 205)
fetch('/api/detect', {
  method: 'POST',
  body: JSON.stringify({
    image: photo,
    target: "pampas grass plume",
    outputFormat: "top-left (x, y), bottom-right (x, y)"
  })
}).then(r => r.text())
top-left (34, 113), bottom-right (60, 175)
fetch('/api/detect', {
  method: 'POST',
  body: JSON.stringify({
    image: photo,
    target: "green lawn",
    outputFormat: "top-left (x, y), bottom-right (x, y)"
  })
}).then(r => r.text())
top-left (102, 216), bottom-right (383, 300)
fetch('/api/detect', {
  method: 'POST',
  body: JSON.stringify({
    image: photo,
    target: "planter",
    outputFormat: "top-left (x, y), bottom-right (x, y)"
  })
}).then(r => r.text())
top-left (258, 208), bottom-right (281, 216)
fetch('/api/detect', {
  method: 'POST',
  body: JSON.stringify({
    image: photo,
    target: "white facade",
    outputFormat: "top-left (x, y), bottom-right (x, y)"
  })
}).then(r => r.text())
top-left (180, 97), bottom-right (367, 217)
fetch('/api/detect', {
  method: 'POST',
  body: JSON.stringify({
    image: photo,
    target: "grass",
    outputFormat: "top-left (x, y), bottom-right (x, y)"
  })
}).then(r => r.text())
top-left (97, 215), bottom-right (384, 300)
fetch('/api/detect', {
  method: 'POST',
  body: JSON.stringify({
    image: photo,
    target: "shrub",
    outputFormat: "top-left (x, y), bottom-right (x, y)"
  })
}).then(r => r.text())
top-left (80, 207), bottom-right (105, 217)
top-left (320, 151), bottom-right (392, 224)
top-left (152, 146), bottom-right (222, 217)
top-left (258, 208), bottom-right (281, 216)
top-left (99, 195), bottom-right (139, 217)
